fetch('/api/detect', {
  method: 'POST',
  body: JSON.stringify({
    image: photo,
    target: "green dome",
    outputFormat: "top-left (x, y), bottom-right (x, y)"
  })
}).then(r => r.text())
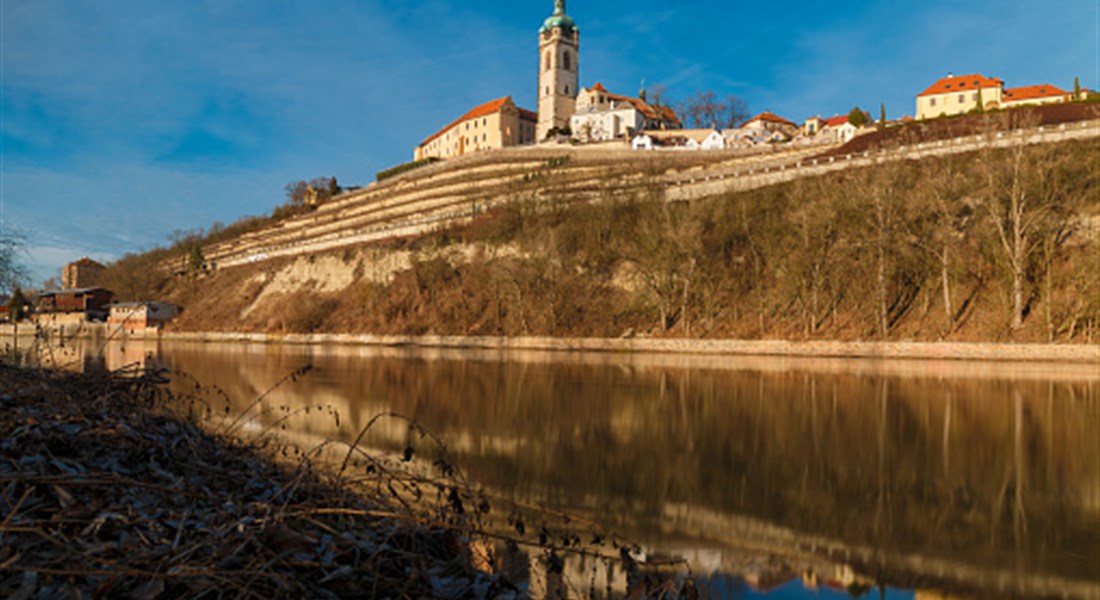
top-left (540, 0), bottom-right (577, 33)
top-left (540, 14), bottom-right (577, 33)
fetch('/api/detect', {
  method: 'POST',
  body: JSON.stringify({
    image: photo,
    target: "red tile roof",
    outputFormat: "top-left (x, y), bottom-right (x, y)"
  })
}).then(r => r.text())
top-left (69, 257), bottom-right (106, 268)
top-left (518, 107), bottom-right (538, 122)
top-left (1003, 84), bottom-right (1068, 101)
top-left (592, 82), bottom-right (608, 92)
top-left (918, 73), bottom-right (1003, 97)
top-left (823, 115), bottom-right (849, 127)
top-left (419, 97), bottom-right (516, 147)
top-left (743, 111), bottom-right (797, 128)
top-left (598, 88), bottom-right (680, 127)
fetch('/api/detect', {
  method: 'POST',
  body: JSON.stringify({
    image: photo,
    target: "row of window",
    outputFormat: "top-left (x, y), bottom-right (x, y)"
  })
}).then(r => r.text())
top-left (943, 80), bottom-right (983, 90)
top-left (927, 92), bottom-right (980, 107)
top-left (543, 50), bottom-right (574, 72)
top-left (465, 117), bottom-right (489, 131)
top-left (423, 116), bottom-right (538, 157)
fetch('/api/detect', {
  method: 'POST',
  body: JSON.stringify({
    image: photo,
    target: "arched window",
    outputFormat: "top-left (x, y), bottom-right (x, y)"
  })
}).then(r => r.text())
top-left (562, 51), bottom-right (571, 71)
top-left (544, 52), bottom-right (551, 70)
top-left (564, 85), bottom-right (569, 95)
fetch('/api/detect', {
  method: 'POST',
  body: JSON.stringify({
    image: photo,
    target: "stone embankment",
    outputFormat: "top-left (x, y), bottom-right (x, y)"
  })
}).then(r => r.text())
top-left (147, 331), bottom-right (1100, 365)
top-left (198, 119), bottom-right (1099, 272)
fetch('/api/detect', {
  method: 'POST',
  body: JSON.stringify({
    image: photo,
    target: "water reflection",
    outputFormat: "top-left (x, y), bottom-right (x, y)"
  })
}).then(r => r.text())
top-left (51, 340), bottom-right (1100, 598)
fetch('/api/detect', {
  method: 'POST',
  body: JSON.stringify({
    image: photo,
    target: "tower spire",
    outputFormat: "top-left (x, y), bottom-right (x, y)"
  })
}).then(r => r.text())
top-left (554, 0), bottom-right (566, 15)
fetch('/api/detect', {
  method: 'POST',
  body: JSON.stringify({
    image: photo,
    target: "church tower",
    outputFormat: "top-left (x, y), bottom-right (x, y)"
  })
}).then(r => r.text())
top-left (537, 0), bottom-right (579, 140)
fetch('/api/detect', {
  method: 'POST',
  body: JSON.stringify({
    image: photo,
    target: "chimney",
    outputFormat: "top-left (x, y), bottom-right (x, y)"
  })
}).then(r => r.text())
top-left (947, 72), bottom-right (954, 78)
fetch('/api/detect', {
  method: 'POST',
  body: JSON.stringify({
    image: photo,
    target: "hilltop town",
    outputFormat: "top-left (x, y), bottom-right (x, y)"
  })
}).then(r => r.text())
top-left (5, 0), bottom-right (1098, 349)
top-left (410, 0), bottom-right (1088, 159)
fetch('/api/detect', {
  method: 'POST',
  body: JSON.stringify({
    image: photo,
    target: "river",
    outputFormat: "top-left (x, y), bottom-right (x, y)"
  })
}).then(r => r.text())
top-left (35, 338), bottom-right (1100, 599)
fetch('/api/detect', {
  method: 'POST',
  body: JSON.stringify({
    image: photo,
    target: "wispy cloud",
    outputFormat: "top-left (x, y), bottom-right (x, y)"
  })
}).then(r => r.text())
top-left (1, 0), bottom-right (1094, 285)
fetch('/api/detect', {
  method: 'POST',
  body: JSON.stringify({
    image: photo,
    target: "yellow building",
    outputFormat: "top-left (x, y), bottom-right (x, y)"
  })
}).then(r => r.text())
top-left (414, 97), bottom-right (537, 160)
top-left (916, 73), bottom-right (1005, 119)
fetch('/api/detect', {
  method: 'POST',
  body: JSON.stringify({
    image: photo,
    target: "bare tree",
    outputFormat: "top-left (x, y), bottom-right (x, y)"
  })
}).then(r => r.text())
top-left (977, 114), bottom-right (1074, 329)
top-left (647, 84), bottom-right (667, 107)
top-left (723, 95), bottom-right (750, 129)
top-left (40, 276), bottom-right (61, 292)
top-left (675, 91), bottom-right (749, 129)
top-left (0, 224), bottom-right (30, 295)
top-left (623, 193), bottom-right (702, 333)
top-left (907, 153), bottom-right (975, 332)
top-left (856, 156), bottom-right (911, 337)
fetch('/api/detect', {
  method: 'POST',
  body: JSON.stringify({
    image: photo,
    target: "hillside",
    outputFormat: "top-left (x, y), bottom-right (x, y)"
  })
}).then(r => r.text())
top-left (136, 133), bottom-right (1100, 344)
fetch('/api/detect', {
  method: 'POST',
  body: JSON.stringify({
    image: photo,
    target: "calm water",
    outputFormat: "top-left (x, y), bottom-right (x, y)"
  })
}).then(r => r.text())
top-left (44, 339), bottom-right (1100, 599)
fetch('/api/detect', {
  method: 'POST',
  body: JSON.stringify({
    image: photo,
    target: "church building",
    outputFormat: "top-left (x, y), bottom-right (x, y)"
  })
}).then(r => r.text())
top-left (411, 1), bottom-right (583, 160)
top-left (537, 0), bottom-right (580, 139)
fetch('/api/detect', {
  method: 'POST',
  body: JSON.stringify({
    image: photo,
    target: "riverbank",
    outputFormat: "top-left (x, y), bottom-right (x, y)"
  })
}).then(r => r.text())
top-left (5, 324), bottom-right (1098, 362)
top-left (153, 330), bottom-right (1100, 363)
top-left (0, 363), bottom-right (514, 599)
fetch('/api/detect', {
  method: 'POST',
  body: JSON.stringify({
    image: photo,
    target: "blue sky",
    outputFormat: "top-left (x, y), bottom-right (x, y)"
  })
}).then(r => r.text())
top-left (2, 0), bottom-right (1096, 284)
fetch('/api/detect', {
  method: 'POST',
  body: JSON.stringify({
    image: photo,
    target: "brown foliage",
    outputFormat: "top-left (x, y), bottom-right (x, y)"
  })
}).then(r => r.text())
top-left (129, 139), bottom-right (1100, 343)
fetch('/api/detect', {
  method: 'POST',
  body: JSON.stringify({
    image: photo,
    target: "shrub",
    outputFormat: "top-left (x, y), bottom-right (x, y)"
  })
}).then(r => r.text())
top-left (376, 157), bottom-right (441, 182)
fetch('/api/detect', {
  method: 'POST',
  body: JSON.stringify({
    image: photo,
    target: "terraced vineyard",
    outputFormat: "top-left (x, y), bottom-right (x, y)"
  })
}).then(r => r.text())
top-left (198, 118), bottom-right (1099, 272)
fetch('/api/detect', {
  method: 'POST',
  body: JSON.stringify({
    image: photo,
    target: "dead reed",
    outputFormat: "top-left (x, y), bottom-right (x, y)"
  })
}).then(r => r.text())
top-left (0, 358), bottom-right (697, 599)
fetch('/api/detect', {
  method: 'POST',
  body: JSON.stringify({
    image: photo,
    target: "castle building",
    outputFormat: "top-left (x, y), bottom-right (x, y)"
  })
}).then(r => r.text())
top-left (537, 0), bottom-right (580, 140)
top-left (414, 97), bottom-right (537, 160)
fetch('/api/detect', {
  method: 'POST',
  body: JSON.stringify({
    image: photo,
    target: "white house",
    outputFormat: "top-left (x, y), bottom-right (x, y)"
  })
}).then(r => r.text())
top-left (108, 302), bottom-right (179, 331)
top-left (740, 112), bottom-right (799, 139)
top-left (687, 130), bottom-right (726, 150)
top-left (821, 115), bottom-right (860, 144)
top-left (571, 103), bottom-right (644, 142)
top-left (572, 83), bottom-right (680, 143)
top-left (632, 129), bottom-right (724, 151)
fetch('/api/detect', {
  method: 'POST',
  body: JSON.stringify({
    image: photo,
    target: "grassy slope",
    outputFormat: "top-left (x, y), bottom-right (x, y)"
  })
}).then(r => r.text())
top-left (149, 136), bottom-right (1100, 343)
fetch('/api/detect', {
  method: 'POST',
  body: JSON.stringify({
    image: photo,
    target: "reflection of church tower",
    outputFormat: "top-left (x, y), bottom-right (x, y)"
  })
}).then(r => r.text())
top-left (537, 0), bottom-right (579, 140)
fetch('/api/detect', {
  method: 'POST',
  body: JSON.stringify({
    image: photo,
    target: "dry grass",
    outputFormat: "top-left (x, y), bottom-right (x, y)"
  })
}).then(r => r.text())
top-left (0, 353), bottom-right (698, 599)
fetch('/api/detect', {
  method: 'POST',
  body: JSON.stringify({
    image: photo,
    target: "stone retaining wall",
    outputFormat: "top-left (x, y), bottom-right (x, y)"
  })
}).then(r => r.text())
top-left (154, 331), bottom-right (1100, 363)
top-left (196, 120), bottom-right (1099, 272)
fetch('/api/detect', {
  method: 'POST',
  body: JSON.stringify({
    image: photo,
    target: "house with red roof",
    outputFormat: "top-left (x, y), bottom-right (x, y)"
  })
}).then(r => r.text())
top-left (916, 73), bottom-right (1076, 120)
top-left (414, 96), bottom-right (538, 160)
top-left (916, 73), bottom-right (1005, 119)
top-left (820, 114), bottom-right (863, 144)
top-left (741, 111), bottom-right (799, 138)
top-left (1002, 84), bottom-right (1071, 108)
top-left (726, 111), bottom-right (799, 146)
